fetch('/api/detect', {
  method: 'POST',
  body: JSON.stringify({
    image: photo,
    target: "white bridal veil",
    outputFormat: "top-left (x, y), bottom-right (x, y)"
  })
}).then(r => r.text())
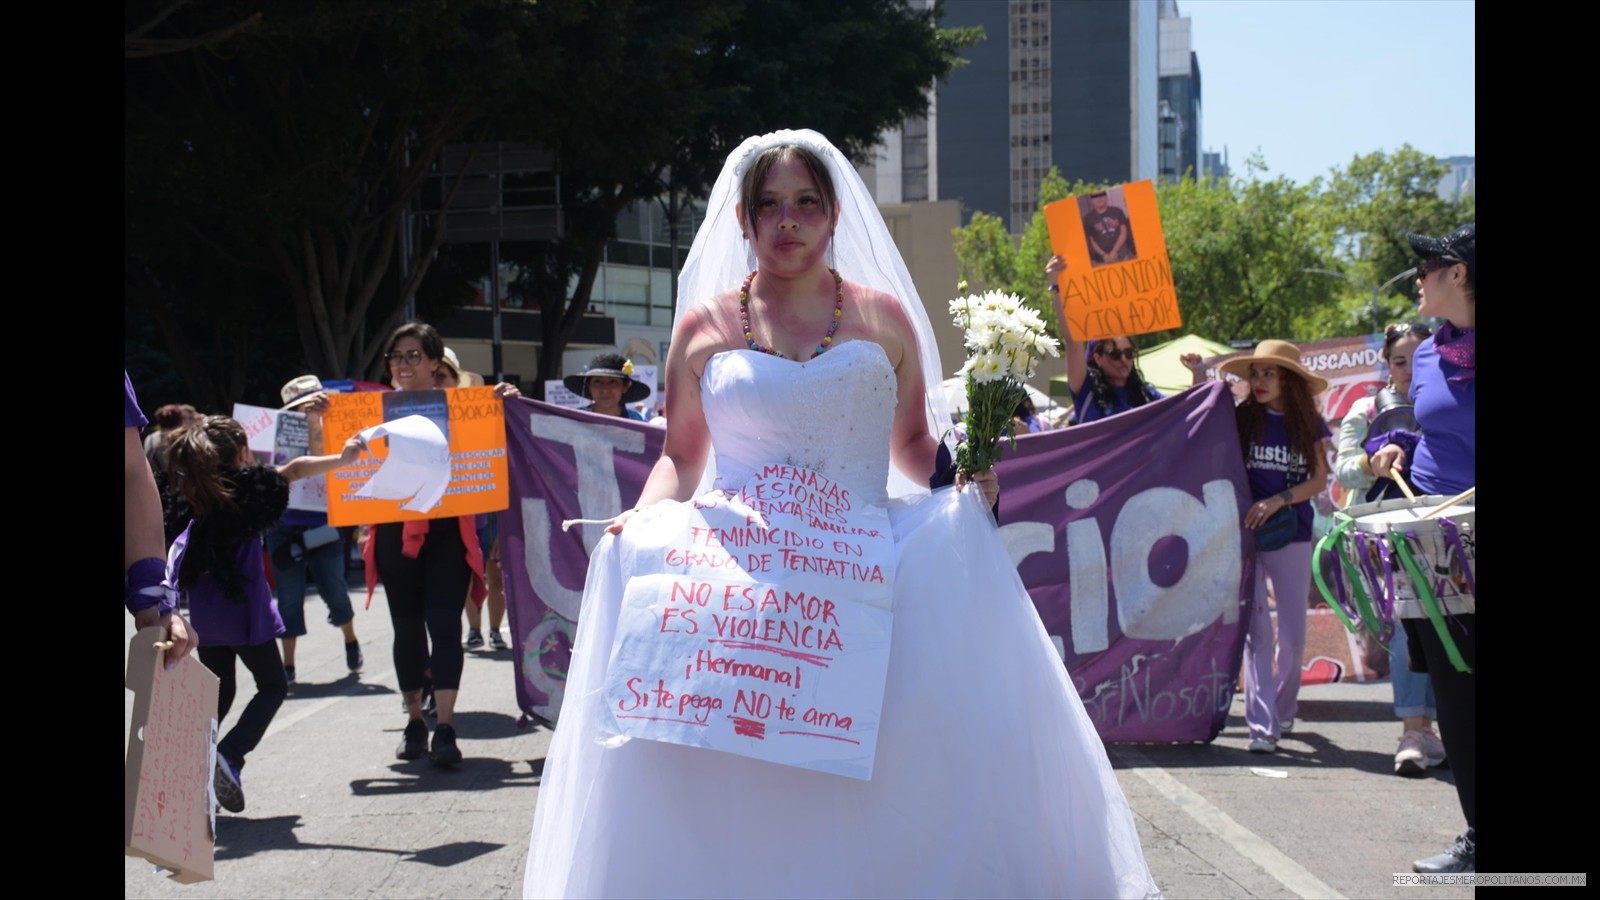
top-left (673, 128), bottom-right (954, 499)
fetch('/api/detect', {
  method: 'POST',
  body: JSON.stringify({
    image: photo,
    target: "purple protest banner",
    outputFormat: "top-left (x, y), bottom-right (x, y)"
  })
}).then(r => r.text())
top-left (993, 381), bottom-right (1252, 742)
top-left (506, 383), bottom-right (1253, 743)
top-left (501, 398), bottom-right (664, 725)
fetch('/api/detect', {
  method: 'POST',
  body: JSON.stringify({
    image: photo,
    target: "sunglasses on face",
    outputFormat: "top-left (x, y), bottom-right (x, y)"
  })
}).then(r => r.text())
top-left (1097, 346), bottom-right (1137, 361)
top-left (1384, 322), bottom-right (1432, 338)
top-left (1414, 257), bottom-right (1459, 279)
top-left (385, 349), bottom-right (426, 367)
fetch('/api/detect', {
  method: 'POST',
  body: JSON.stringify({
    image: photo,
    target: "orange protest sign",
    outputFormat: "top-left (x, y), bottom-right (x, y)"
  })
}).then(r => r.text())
top-left (320, 386), bottom-right (509, 527)
top-left (1043, 180), bottom-right (1180, 341)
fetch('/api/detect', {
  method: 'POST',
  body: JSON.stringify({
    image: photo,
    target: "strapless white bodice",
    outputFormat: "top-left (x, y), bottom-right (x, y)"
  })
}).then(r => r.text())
top-left (701, 341), bottom-right (896, 504)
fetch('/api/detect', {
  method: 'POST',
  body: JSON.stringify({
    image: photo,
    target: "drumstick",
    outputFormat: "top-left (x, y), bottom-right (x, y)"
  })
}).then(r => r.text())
top-left (1390, 473), bottom-right (1417, 502)
top-left (1419, 486), bottom-right (1475, 521)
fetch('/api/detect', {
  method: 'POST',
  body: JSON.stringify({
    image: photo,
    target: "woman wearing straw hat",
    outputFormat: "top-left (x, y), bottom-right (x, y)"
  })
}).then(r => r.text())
top-left (1208, 340), bottom-right (1332, 755)
top-left (1371, 224), bottom-right (1475, 875)
top-left (563, 352), bottom-right (650, 420)
top-left (264, 375), bottom-right (364, 686)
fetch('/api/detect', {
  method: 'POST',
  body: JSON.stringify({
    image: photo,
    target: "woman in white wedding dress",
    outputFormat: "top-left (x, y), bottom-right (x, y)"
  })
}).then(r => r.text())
top-left (523, 129), bottom-right (1160, 899)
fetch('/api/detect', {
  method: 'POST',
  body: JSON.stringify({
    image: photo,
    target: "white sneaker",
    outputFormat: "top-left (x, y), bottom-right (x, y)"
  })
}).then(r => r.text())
top-left (1418, 730), bottom-right (1447, 768)
top-left (1247, 737), bottom-right (1277, 753)
top-left (1395, 730), bottom-right (1447, 776)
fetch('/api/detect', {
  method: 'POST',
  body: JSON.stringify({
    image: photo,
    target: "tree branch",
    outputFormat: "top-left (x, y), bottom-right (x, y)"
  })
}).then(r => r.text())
top-left (126, 8), bottom-right (262, 59)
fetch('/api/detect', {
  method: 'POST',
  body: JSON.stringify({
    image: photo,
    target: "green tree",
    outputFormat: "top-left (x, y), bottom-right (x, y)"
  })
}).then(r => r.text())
top-left (506, 0), bottom-right (978, 390)
top-left (1156, 158), bottom-right (1336, 343)
top-left (126, 0), bottom-right (542, 407)
top-left (953, 161), bottom-right (1336, 348)
top-left (953, 149), bottom-right (1476, 350)
top-left (1299, 146), bottom-right (1475, 335)
top-left (126, 0), bottom-right (978, 406)
top-left (950, 168), bottom-right (1078, 343)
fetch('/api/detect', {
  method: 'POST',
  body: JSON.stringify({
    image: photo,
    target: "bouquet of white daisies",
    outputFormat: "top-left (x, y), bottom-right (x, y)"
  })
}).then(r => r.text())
top-left (949, 287), bottom-right (1061, 477)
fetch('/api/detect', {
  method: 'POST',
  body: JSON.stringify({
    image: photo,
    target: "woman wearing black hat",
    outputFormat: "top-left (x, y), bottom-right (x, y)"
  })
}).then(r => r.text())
top-left (1370, 224), bottom-right (1475, 875)
top-left (564, 353), bottom-right (650, 420)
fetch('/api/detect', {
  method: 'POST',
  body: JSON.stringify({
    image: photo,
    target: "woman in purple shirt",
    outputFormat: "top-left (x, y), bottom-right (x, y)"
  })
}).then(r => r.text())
top-left (1371, 224), bottom-right (1475, 875)
top-left (165, 415), bottom-right (362, 813)
top-left (1218, 341), bottom-right (1331, 756)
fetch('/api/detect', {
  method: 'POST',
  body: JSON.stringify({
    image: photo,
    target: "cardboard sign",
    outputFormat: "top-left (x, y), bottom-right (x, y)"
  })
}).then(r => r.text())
top-left (1044, 181), bottom-right (1180, 341)
top-left (125, 626), bottom-right (220, 883)
top-left (320, 386), bottom-right (509, 527)
top-left (233, 403), bottom-right (327, 512)
top-left (602, 465), bottom-right (896, 780)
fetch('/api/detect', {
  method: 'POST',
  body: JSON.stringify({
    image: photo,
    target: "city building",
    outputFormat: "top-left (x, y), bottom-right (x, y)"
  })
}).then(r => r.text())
top-left (1436, 155), bottom-right (1474, 201)
top-left (1201, 147), bottom-right (1229, 181)
top-left (937, 0), bottom-right (1164, 235)
top-left (1157, 1), bottom-right (1202, 183)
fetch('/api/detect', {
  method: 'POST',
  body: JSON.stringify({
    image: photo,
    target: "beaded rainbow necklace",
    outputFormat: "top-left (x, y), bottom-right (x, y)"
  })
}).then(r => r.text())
top-left (739, 267), bottom-right (844, 360)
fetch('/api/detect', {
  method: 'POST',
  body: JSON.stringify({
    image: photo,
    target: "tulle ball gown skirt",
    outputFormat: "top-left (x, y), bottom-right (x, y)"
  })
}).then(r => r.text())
top-left (523, 487), bottom-right (1161, 899)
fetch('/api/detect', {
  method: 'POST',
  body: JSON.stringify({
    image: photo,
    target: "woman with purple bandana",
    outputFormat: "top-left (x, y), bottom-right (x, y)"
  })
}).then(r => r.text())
top-left (1045, 256), bottom-right (1163, 424)
top-left (1370, 223), bottom-right (1475, 875)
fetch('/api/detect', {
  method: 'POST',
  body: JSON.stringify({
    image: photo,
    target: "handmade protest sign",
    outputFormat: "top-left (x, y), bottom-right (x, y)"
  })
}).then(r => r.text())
top-left (542, 381), bottom-right (586, 409)
top-left (125, 626), bottom-right (220, 883)
top-left (234, 403), bottom-right (327, 513)
top-left (1044, 181), bottom-right (1180, 341)
top-left (321, 386), bottom-right (509, 526)
top-left (602, 465), bottom-right (895, 780)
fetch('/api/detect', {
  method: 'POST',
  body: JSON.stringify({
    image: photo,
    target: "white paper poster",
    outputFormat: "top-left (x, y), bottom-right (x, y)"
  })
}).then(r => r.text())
top-left (233, 403), bottom-right (326, 512)
top-left (543, 381), bottom-right (586, 409)
top-left (354, 414), bottom-right (451, 513)
top-left (602, 465), bottom-right (895, 780)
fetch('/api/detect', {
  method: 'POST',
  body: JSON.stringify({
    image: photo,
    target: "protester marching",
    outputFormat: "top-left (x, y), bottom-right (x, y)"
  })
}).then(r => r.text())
top-left (125, 199), bottom-right (1479, 890)
top-left (127, 0), bottom-right (1477, 870)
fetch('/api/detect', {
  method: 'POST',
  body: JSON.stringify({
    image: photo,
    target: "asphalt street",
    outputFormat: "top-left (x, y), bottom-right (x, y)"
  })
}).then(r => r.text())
top-left (126, 584), bottom-right (1471, 899)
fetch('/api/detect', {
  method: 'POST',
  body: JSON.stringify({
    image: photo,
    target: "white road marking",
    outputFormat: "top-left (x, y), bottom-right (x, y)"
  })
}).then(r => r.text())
top-left (1118, 747), bottom-right (1347, 900)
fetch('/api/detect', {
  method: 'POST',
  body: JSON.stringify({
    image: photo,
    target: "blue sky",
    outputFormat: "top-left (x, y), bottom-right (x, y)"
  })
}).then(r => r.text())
top-left (1183, 0), bottom-right (1475, 185)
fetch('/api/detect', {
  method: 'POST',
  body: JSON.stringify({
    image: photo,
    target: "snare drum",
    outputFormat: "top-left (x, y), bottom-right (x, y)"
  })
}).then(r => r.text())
top-left (1315, 494), bottom-right (1476, 638)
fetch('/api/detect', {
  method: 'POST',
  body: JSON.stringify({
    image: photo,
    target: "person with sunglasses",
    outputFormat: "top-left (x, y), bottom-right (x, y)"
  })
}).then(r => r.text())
top-left (1334, 322), bottom-right (1445, 779)
top-left (1369, 224), bottom-right (1475, 875)
top-left (367, 321), bottom-right (520, 766)
top-left (1045, 255), bottom-right (1164, 425)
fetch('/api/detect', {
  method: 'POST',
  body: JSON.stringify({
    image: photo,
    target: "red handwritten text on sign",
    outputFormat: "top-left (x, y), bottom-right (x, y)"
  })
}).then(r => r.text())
top-left (603, 465), bottom-right (895, 780)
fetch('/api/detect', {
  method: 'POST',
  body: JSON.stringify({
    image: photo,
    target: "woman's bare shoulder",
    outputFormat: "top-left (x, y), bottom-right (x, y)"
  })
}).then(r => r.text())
top-left (842, 283), bottom-right (916, 364)
top-left (675, 292), bottom-right (742, 375)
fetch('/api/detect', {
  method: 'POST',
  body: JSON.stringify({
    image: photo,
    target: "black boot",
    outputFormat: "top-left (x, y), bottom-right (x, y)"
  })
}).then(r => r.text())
top-left (1413, 829), bottom-right (1474, 874)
